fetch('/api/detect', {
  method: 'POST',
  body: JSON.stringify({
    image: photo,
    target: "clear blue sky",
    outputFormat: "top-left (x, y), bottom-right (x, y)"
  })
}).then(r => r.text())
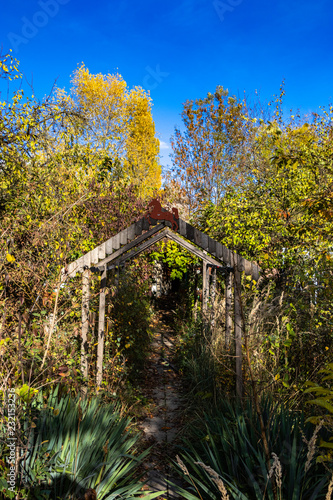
top-left (1, 0), bottom-right (332, 173)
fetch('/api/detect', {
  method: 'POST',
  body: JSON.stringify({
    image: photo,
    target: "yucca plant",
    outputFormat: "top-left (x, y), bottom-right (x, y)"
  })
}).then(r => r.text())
top-left (20, 387), bottom-right (162, 499)
top-left (173, 396), bottom-right (331, 499)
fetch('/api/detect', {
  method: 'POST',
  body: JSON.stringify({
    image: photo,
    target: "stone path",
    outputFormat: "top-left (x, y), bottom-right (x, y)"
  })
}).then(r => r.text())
top-left (139, 302), bottom-right (185, 499)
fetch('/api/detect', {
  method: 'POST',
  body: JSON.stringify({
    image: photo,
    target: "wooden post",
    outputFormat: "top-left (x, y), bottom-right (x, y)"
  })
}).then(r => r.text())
top-left (193, 268), bottom-right (199, 320)
top-left (210, 266), bottom-right (217, 327)
top-left (202, 261), bottom-right (209, 313)
top-left (234, 266), bottom-right (243, 398)
top-left (225, 271), bottom-right (232, 348)
top-left (81, 269), bottom-right (90, 393)
top-left (96, 266), bottom-right (107, 388)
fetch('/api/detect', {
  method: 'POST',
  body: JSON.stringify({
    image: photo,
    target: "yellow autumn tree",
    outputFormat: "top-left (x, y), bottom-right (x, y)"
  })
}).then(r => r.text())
top-left (62, 64), bottom-right (161, 197)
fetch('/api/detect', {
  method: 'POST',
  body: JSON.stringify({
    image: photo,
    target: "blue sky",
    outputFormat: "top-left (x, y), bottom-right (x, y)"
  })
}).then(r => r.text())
top-left (1, 0), bottom-right (332, 173)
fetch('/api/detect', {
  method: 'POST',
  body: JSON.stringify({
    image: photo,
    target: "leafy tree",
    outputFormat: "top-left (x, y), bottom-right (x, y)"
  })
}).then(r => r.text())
top-left (170, 85), bottom-right (258, 212)
top-left (171, 85), bottom-right (333, 394)
top-left (63, 64), bottom-right (161, 197)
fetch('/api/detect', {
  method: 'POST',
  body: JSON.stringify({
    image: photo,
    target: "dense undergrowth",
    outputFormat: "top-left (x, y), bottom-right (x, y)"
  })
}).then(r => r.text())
top-left (168, 281), bottom-right (333, 499)
top-left (0, 387), bottom-right (161, 499)
top-left (174, 396), bottom-right (331, 499)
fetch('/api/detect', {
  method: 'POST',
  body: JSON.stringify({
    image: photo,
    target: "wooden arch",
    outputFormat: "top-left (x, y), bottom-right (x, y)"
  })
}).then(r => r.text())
top-left (62, 204), bottom-right (260, 397)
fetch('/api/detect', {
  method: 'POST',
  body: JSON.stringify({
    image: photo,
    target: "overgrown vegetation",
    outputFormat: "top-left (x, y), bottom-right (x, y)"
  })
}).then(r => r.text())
top-left (174, 397), bottom-right (331, 499)
top-left (0, 388), bottom-right (161, 499)
top-left (1, 52), bottom-right (332, 498)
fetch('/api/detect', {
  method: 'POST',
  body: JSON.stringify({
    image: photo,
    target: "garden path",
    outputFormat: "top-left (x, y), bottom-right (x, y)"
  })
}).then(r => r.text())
top-left (139, 297), bottom-right (185, 499)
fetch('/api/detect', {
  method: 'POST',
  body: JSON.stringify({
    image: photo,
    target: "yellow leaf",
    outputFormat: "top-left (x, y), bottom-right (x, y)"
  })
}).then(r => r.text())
top-left (6, 253), bottom-right (15, 263)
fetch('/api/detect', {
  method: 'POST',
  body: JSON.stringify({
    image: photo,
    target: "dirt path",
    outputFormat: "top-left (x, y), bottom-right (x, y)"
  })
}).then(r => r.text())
top-left (139, 299), bottom-right (185, 499)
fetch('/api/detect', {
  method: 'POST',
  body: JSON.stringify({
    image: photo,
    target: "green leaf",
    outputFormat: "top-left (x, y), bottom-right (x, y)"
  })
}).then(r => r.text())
top-left (306, 398), bottom-right (333, 414)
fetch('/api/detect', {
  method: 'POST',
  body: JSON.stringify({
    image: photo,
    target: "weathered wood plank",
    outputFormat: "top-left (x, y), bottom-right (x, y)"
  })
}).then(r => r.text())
top-left (127, 223), bottom-right (136, 242)
top-left (142, 217), bottom-right (150, 230)
top-left (238, 256), bottom-right (245, 272)
top-left (109, 229), bottom-right (169, 268)
top-left (66, 215), bottom-right (260, 285)
top-left (112, 233), bottom-right (120, 250)
top-left (229, 250), bottom-right (238, 269)
top-left (91, 247), bottom-right (99, 264)
top-left (135, 218), bottom-right (143, 236)
top-left (120, 228), bottom-right (127, 245)
top-left (210, 266), bottom-right (217, 325)
top-left (216, 242), bottom-right (223, 260)
top-left (165, 230), bottom-right (223, 267)
top-left (222, 245), bottom-right (230, 266)
top-left (201, 232), bottom-right (208, 251)
top-left (186, 223), bottom-right (194, 242)
top-left (251, 262), bottom-right (260, 282)
top-left (202, 261), bottom-right (208, 312)
top-left (208, 237), bottom-right (216, 256)
top-left (244, 259), bottom-right (252, 276)
top-left (98, 243), bottom-right (106, 261)
top-left (105, 238), bottom-right (113, 255)
top-left (193, 228), bottom-right (202, 246)
top-left (179, 218), bottom-right (187, 237)
top-left (76, 256), bottom-right (85, 273)
top-left (83, 252), bottom-right (91, 269)
top-left (66, 262), bottom-right (76, 278)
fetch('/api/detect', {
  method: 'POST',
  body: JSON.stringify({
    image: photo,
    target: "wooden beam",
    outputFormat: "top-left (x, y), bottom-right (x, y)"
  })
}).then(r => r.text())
top-left (234, 265), bottom-right (243, 399)
top-left (81, 269), bottom-right (90, 393)
top-left (110, 228), bottom-right (228, 273)
top-left (225, 271), bottom-right (232, 348)
top-left (107, 229), bottom-right (169, 269)
top-left (96, 266), bottom-right (106, 388)
top-left (66, 215), bottom-right (261, 280)
top-left (95, 223), bottom-right (165, 270)
top-left (164, 230), bottom-right (223, 267)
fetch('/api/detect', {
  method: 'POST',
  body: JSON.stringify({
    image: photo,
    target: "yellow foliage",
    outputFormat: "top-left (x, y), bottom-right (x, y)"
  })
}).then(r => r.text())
top-left (6, 253), bottom-right (15, 263)
top-left (66, 64), bottom-right (161, 197)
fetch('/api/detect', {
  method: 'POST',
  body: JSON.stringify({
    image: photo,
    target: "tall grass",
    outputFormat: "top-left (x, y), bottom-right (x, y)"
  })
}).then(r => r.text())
top-left (173, 396), bottom-right (332, 499)
top-left (1, 387), bottom-right (161, 499)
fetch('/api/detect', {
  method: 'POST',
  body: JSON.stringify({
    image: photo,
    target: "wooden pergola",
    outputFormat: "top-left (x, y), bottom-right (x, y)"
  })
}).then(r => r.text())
top-left (62, 206), bottom-right (260, 398)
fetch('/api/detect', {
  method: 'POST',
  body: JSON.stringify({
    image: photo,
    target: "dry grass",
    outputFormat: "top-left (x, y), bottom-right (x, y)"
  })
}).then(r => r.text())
top-left (195, 461), bottom-right (230, 500)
